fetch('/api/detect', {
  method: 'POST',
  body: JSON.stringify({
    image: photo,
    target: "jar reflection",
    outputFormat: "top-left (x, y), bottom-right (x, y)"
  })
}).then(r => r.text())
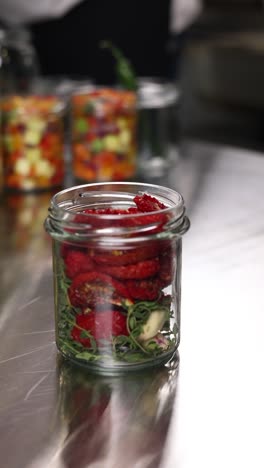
top-left (0, 192), bottom-right (53, 251)
top-left (57, 355), bottom-right (179, 468)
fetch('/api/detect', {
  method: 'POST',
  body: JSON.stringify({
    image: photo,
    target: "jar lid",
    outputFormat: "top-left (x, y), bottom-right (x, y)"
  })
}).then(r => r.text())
top-left (137, 78), bottom-right (180, 109)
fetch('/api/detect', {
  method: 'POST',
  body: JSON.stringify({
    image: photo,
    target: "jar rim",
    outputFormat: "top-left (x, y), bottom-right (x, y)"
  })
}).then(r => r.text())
top-left (1, 94), bottom-right (66, 116)
top-left (137, 78), bottom-right (180, 109)
top-left (46, 182), bottom-right (189, 244)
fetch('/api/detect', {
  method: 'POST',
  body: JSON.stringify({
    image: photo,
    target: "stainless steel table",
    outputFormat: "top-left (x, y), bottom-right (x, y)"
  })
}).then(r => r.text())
top-left (1, 140), bottom-right (264, 468)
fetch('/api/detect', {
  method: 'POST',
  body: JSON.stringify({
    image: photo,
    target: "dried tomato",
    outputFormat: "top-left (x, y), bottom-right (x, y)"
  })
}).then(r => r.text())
top-left (64, 250), bottom-right (95, 279)
top-left (68, 271), bottom-right (132, 308)
top-left (134, 193), bottom-right (166, 212)
top-left (83, 208), bottom-right (132, 215)
top-left (74, 208), bottom-right (135, 228)
top-left (71, 310), bottom-right (128, 347)
top-left (158, 246), bottom-right (175, 287)
top-left (118, 213), bottom-right (166, 229)
top-left (126, 194), bottom-right (169, 230)
top-left (125, 278), bottom-right (162, 300)
top-left (93, 245), bottom-right (160, 266)
top-left (98, 258), bottom-right (160, 280)
top-left (72, 195), bottom-right (168, 231)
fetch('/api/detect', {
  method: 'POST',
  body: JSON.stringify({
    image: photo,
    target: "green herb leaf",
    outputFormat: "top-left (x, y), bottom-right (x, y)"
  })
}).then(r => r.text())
top-left (100, 40), bottom-right (137, 91)
top-left (75, 351), bottom-right (103, 362)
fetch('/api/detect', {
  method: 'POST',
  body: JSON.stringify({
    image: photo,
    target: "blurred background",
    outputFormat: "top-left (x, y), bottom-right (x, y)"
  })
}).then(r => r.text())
top-left (178, 0), bottom-right (264, 151)
top-left (0, 0), bottom-right (264, 191)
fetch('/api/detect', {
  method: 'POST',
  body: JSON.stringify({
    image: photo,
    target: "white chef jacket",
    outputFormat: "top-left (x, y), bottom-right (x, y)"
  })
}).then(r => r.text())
top-left (170, 0), bottom-right (202, 33)
top-left (0, 0), bottom-right (83, 24)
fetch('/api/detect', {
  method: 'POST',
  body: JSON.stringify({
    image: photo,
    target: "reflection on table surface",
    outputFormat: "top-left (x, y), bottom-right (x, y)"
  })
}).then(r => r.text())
top-left (1, 139), bottom-right (264, 468)
top-left (0, 191), bottom-right (53, 252)
top-left (53, 356), bottom-right (178, 468)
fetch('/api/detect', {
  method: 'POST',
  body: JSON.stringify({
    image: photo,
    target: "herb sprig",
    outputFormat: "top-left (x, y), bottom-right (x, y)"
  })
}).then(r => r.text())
top-left (56, 252), bottom-right (177, 364)
top-left (100, 40), bottom-right (137, 91)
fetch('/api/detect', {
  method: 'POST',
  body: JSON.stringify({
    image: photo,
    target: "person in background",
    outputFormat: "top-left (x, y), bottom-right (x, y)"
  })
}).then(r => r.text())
top-left (0, 0), bottom-right (202, 83)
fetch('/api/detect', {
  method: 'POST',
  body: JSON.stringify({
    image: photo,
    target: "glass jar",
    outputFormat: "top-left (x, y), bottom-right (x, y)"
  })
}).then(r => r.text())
top-left (71, 87), bottom-right (137, 182)
top-left (137, 78), bottom-right (180, 178)
top-left (45, 182), bottom-right (189, 374)
top-left (0, 27), bottom-right (39, 95)
top-left (1, 94), bottom-right (65, 191)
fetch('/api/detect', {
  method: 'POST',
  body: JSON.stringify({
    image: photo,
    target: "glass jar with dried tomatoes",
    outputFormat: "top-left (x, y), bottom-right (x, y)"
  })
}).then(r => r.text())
top-left (45, 182), bottom-right (190, 373)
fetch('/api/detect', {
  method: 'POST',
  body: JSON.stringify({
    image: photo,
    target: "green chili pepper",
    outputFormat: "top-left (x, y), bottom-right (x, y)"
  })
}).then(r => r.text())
top-left (100, 40), bottom-right (137, 91)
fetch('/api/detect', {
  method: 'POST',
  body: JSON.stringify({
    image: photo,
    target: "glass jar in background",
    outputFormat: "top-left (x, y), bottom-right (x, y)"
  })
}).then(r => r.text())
top-left (0, 27), bottom-right (39, 94)
top-left (45, 182), bottom-right (190, 374)
top-left (1, 95), bottom-right (65, 191)
top-left (137, 78), bottom-right (180, 178)
top-left (71, 87), bottom-right (137, 182)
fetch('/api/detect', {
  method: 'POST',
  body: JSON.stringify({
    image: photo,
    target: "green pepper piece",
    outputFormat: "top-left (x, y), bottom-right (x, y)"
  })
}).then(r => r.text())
top-left (100, 41), bottom-right (137, 91)
top-left (90, 138), bottom-right (105, 153)
top-left (4, 135), bottom-right (14, 152)
top-left (74, 118), bottom-right (89, 134)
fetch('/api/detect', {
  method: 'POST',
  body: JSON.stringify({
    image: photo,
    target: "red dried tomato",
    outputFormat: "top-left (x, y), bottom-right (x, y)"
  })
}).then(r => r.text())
top-left (68, 271), bottom-right (132, 308)
top-left (71, 194), bottom-right (168, 230)
top-left (134, 193), bottom-right (166, 212)
top-left (99, 258), bottom-right (160, 280)
top-left (125, 278), bottom-right (162, 301)
top-left (65, 250), bottom-right (94, 279)
top-left (71, 310), bottom-right (128, 347)
top-left (93, 245), bottom-right (160, 266)
top-left (118, 213), bottom-right (166, 229)
top-left (158, 246), bottom-right (175, 287)
top-left (74, 208), bottom-right (135, 228)
top-left (125, 194), bottom-right (169, 230)
top-left (83, 208), bottom-right (132, 215)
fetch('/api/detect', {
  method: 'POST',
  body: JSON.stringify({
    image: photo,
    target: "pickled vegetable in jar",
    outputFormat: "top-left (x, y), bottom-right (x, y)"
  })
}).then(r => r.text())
top-left (2, 95), bottom-right (65, 191)
top-left (71, 88), bottom-right (137, 182)
top-left (45, 182), bottom-right (190, 374)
